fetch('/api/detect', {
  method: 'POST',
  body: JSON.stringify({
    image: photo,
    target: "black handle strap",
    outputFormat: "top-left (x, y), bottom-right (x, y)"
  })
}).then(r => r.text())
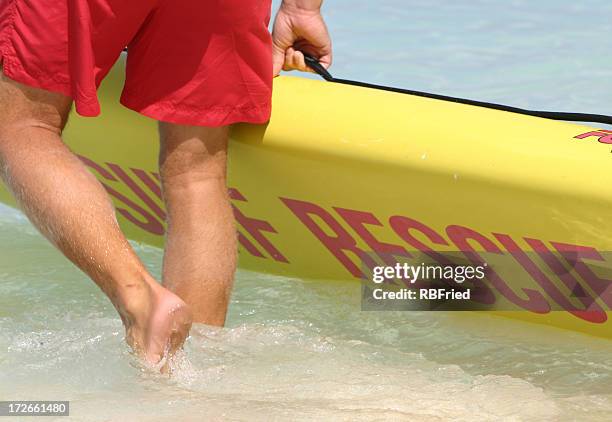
top-left (303, 55), bottom-right (612, 126)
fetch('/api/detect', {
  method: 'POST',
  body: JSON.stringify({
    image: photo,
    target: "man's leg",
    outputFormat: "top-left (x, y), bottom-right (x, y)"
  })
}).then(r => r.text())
top-left (158, 123), bottom-right (236, 326)
top-left (0, 73), bottom-right (192, 363)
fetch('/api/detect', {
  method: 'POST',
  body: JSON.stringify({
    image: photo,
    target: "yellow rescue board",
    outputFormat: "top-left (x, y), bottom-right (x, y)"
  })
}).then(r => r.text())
top-left (1, 60), bottom-right (612, 339)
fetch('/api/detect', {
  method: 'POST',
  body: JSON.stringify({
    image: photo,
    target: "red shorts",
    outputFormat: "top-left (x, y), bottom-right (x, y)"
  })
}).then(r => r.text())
top-left (0, 0), bottom-right (273, 126)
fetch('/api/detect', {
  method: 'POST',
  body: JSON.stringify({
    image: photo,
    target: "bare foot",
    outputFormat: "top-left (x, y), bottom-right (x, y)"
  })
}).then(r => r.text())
top-left (123, 282), bottom-right (193, 366)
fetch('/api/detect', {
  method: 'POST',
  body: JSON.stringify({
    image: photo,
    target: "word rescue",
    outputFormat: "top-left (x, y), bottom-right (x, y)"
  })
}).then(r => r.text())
top-left (81, 156), bottom-right (611, 324)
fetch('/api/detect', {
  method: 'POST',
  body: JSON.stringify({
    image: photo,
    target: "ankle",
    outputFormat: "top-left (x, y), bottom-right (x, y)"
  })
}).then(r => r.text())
top-left (112, 273), bottom-right (157, 325)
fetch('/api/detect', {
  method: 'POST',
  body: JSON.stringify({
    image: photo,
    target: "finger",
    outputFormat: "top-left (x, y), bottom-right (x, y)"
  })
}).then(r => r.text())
top-left (283, 47), bottom-right (302, 72)
top-left (282, 47), bottom-right (296, 72)
top-left (272, 44), bottom-right (286, 77)
top-left (283, 48), bottom-right (310, 73)
top-left (292, 50), bottom-right (309, 72)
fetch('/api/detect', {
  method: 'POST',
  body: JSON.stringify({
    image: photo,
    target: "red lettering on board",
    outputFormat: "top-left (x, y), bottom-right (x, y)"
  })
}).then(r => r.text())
top-left (574, 131), bottom-right (612, 144)
top-left (230, 189), bottom-right (288, 263)
top-left (78, 155), bottom-right (117, 181)
top-left (334, 208), bottom-right (410, 266)
top-left (131, 168), bottom-right (163, 201)
top-left (107, 163), bottom-right (166, 221)
top-left (551, 242), bottom-right (612, 311)
top-left (78, 159), bottom-right (285, 260)
top-left (227, 189), bottom-right (265, 257)
top-left (76, 155), bottom-right (612, 325)
top-left (107, 186), bottom-right (165, 235)
top-left (447, 225), bottom-right (540, 309)
top-left (389, 216), bottom-right (454, 266)
top-left (496, 234), bottom-right (606, 323)
top-left (79, 156), bottom-right (164, 235)
top-left (282, 198), bottom-right (376, 278)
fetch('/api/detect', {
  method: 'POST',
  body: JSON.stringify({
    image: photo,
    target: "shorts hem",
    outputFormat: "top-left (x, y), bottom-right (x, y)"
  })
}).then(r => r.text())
top-left (0, 50), bottom-right (102, 116)
top-left (120, 97), bottom-right (272, 127)
top-left (0, 49), bottom-right (71, 97)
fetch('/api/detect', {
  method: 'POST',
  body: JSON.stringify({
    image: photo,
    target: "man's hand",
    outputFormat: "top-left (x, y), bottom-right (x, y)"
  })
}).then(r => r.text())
top-left (272, 0), bottom-right (332, 76)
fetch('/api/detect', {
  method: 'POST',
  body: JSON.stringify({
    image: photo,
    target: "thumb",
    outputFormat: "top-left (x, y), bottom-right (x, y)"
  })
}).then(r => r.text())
top-left (272, 44), bottom-right (286, 77)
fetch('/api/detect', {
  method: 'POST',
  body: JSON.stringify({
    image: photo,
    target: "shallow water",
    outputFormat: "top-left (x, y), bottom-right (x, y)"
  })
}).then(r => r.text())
top-left (1, 206), bottom-right (612, 422)
top-left (2, 1), bottom-right (612, 421)
top-left (0, 211), bottom-right (612, 421)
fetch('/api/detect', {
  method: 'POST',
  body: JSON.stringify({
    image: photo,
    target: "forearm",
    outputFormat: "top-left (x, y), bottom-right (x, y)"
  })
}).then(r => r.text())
top-left (280, 0), bottom-right (323, 13)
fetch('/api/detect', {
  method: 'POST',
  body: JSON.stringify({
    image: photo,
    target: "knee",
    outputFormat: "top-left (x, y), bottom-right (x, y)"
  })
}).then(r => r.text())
top-left (158, 123), bottom-right (229, 185)
top-left (160, 159), bottom-right (228, 196)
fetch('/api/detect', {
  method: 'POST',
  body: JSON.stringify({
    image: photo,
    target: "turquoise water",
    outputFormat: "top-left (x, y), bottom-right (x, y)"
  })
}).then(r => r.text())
top-left (2, 1), bottom-right (612, 421)
top-left (320, 0), bottom-right (612, 120)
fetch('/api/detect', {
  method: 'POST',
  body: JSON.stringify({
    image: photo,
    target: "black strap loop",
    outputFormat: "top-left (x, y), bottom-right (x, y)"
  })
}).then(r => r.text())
top-left (303, 55), bottom-right (612, 126)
